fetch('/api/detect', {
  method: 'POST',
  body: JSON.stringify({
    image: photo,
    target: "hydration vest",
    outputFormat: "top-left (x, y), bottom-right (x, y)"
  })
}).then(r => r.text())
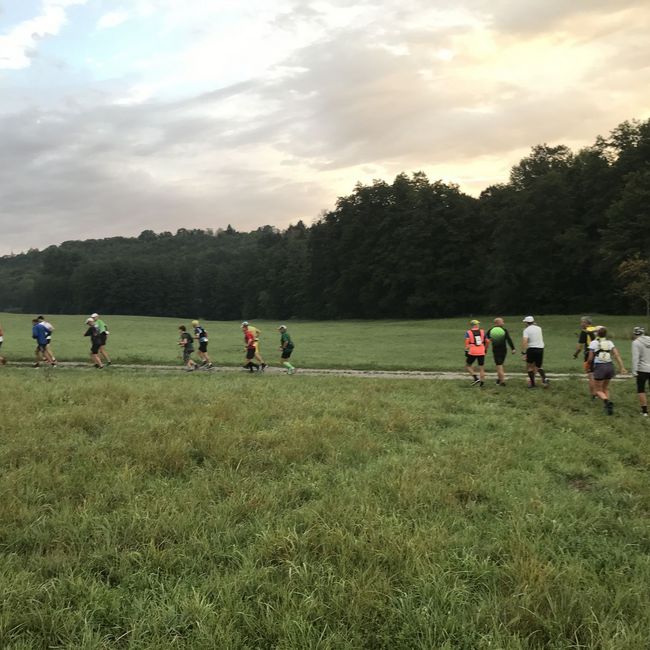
top-left (595, 339), bottom-right (613, 363)
top-left (467, 328), bottom-right (486, 355)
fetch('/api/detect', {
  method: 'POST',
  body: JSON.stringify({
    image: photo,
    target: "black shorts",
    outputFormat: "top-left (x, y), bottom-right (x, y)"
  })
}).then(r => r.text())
top-left (492, 348), bottom-right (507, 366)
top-left (91, 342), bottom-right (101, 354)
top-left (526, 348), bottom-right (544, 367)
top-left (100, 332), bottom-right (108, 346)
top-left (183, 349), bottom-right (193, 363)
top-left (465, 354), bottom-right (485, 366)
top-left (246, 347), bottom-right (256, 359)
top-left (593, 362), bottom-right (614, 381)
top-left (199, 341), bottom-right (208, 353)
top-left (281, 348), bottom-right (293, 359)
top-left (636, 371), bottom-right (650, 393)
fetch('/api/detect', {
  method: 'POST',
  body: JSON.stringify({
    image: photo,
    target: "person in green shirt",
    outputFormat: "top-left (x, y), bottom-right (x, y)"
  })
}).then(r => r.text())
top-left (90, 312), bottom-right (112, 365)
top-left (486, 317), bottom-right (516, 386)
top-left (278, 325), bottom-right (296, 374)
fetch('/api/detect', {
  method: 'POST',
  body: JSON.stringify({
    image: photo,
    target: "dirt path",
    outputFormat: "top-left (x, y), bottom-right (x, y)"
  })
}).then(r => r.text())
top-left (1, 361), bottom-right (603, 381)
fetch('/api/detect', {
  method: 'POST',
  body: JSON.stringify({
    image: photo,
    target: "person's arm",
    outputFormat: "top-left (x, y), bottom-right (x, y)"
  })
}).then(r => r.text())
top-left (521, 335), bottom-right (529, 354)
top-left (587, 349), bottom-right (595, 366)
top-left (84, 327), bottom-right (92, 337)
top-left (574, 332), bottom-right (585, 359)
top-left (613, 347), bottom-right (627, 374)
top-left (631, 342), bottom-right (639, 376)
top-left (505, 329), bottom-right (515, 352)
top-left (464, 332), bottom-right (470, 350)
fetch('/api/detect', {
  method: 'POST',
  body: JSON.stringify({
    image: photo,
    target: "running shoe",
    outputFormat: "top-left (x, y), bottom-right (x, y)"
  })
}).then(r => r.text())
top-left (471, 378), bottom-right (481, 386)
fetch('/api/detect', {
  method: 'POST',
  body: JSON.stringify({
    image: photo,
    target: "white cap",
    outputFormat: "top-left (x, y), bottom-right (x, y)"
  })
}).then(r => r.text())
top-left (241, 321), bottom-right (249, 326)
top-left (278, 324), bottom-right (287, 330)
top-left (91, 313), bottom-right (99, 318)
top-left (85, 317), bottom-right (94, 324)
top-left (523, 315), bottom-right (535, 323)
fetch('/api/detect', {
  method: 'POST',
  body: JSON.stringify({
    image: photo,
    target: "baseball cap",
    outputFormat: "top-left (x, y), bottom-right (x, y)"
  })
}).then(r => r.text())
top-left (470, 319), bottom-right (480, 326)
top-left (523, 316), bottom-right (535, 323)
top-left (278, 324), bottom-right (287, 330)
top-left (91, 313), bottom-right (99, 318)
top-left (633, 326), bottom-right (645, 336)
top-left (85, 317), bottom-right (94, 324)
top-left (241, 321), bottom-right (249, 326)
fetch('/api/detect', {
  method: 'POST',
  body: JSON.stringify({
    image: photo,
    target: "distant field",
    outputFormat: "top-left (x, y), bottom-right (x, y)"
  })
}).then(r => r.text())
top-left (0, 370), bottom-right (648, 648)
top-left (0, 313), bottom-right (646, 372)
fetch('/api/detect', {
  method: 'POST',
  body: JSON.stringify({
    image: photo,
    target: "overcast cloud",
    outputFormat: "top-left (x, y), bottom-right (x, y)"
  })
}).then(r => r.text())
top-left (1, 0), bottom-right (649, 254)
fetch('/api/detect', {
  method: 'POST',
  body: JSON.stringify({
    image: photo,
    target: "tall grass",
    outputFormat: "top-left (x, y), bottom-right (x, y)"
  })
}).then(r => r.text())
top-left (0, 369), bottom-right (648, 648)
top-left (0, 313), bottom-right (645, 371)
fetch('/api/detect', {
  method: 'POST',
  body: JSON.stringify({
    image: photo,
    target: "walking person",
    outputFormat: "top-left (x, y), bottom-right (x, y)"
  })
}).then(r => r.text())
top-left (278, 325), bottom-right (296, 374)
top-left (521, 316), bottom-right (549, 388)
top-left (241, 321), bottom-right (260, 372)
top-left (178, 325), bottom-right (199, 371)
top-left (191, 320), bottom-right (213, 369)
top-left (84, 317), bottom-right (104, 369)
top-left (587, 326), bottom-right (626, 415)
top-left (573, 316), bottom-right (597, 400)
top-left (91, 312), bottom-right (112, 365)
top-left (631, 326), bottom-right (650, 417)
top-left (464, 319), bottom-right (487, 386)
top-left (0, 322), bottom-right (6, 365)
top-left (486, 317), bottom-right (516, 386)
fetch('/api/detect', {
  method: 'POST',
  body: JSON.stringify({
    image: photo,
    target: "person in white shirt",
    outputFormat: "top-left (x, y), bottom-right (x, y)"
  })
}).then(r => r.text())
top-left (631, 326), bottom-right (650, 417)
top-left (521, 316), bottom-right (549, 388)
top-left (587, 326), bottom-right (626, 416)
top-left (0, 322), bottom-right (6, 365)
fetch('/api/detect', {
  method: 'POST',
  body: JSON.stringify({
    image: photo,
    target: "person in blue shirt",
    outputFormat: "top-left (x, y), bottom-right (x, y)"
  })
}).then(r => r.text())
top-left (32, 318), bottom-right (55, 367)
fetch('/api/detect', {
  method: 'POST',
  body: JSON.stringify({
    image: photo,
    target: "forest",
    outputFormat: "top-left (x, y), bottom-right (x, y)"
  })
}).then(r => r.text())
top-left (1, 118), bottom-right (649, 320)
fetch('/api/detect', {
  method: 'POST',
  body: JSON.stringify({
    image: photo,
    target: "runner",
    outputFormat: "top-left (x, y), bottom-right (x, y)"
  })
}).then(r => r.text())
top-left (278, 325), bottom-right (296, 374)
top-left (521, 316), bottom-right (549, 388)
top-left (32, 318), bottom-right (54, 367)
top-left (241, 321), bottom-right (260, 372)
top-left (247, 322), bottom-right (267, 371)
top-left (191, 319), bottom-right (213, 369)
top-left (91, 312), bottom-right (112, 365)
top-left (573, 316), bottom-right (597, 399)
top-left (631, 326), bottom-right (650, 417)
top-left (486, 317), bottom-right (515, 386)
top-left (37, 315), bottom-right (57, 365)
top-left (464, 319), bottom-right (487, 386)
top-left (178, 325), bottom-right (199, 371)
top-left (84, 317), bottom-right (104, 368)
top-left (0, 322), bottom-right (6, 365)
top-left (587, 326), bottom-right (626, 415)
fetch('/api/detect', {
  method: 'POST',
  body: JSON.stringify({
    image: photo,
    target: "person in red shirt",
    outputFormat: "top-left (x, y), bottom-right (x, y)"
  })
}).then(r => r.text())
top-left (465, 319), bottom-right (488, 386)
top-left (241, 321), bottom-right (260, 372)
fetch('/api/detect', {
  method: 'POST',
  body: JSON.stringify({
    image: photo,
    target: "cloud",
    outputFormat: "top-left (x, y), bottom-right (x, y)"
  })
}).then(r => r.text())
top-left (96, 11), bottom-right (129, 30)
top-left (0, 0), bottom-right (86, 70)
top-left (1, 0), bottom-right (650, 255)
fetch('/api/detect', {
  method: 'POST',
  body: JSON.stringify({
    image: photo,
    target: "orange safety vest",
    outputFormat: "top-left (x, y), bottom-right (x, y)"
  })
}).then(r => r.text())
top-left (466, 328), bottom-right (486, 356)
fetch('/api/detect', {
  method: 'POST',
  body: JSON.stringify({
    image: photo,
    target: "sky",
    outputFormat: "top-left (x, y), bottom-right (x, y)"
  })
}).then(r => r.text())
top-left (1, 0), bottom-right (649, 255)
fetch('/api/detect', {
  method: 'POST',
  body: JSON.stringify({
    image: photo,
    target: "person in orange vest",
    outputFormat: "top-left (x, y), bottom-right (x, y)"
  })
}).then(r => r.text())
top-left (465, 319), bottom-right (488, 386)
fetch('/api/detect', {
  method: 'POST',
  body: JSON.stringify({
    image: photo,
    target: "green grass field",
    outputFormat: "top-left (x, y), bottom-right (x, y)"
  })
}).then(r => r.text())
top-left (0, 368), bottom-right (649, 648)
top-left (0, 313), bottom-right (646, 372)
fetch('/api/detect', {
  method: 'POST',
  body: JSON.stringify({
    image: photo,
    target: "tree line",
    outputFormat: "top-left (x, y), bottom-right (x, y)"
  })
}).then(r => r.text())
top-left (1, 118), bottom-right (649, 320)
